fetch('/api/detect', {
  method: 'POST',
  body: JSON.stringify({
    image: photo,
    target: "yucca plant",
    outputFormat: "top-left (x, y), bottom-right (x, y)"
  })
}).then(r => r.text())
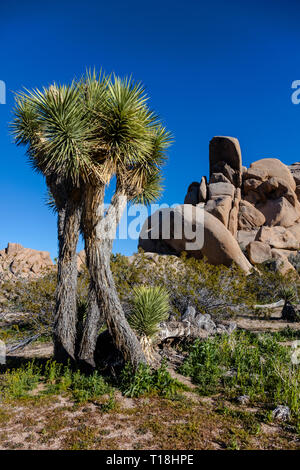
top-left (128, 286), bottom-right (170, 362)
top-left (12, 71), bottom-right (172, 369)
top-left (278, 286), bottom-right (297, 305)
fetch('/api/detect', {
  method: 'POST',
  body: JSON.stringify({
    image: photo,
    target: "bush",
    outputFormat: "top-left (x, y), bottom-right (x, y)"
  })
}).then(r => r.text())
top-left (2, 250), bottom-right (298, 348)
top-left (0, 360), bottom-right (112, 404)
top-left (43, 360), bottom-right (112, 402)
top-left (120, 361), bottom-right (187, 398)
top-left (180, 331), bottom-right (300, 419)
top-left (113, 251), bottom-right (300, 319)
top-left (0, 268), bottom-right (90, 342)
top-left (1, 361), bottom-right (42, 399)
top-left (277, 285), bottom-right (298, 304)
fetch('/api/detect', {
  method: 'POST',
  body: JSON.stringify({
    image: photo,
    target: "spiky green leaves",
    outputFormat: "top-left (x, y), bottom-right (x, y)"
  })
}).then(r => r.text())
top-left (11, 71), bottom-right (172, 201)
top-left (130, 124), bottom-right (172, 204)
top-left (12, 84), bottom-right (98, 184)
top-left (101, 77), bottom-right (155, 162)
top-left (278, 286), bottom-right (298, 304)
top-left (11, 95), bottom-right (40, 146)
top-left (128, 286), bottom-right (170, 339)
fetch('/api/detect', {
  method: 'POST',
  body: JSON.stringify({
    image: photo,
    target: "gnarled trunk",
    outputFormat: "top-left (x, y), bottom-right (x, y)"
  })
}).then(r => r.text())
top-left (81, 186), bottom-right (146, 369)
top-left (78, 282), bottom-right (104, 369)
top-left (53, 197), bottom-right (82, 363)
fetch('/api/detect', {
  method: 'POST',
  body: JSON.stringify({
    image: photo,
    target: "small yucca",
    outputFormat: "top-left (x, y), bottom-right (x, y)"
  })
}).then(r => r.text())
top-left (129, 285), bottom-right (170, 338)
top-left (128, 286), bottom-right (170, 362)
top-left (278, 286), bottom-right (297, 305)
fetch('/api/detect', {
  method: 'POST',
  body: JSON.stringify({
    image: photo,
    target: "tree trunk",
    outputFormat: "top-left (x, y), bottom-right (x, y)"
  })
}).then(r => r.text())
top-left (53, 197), bottom-right (82, 363)
top-left (78, 281), bottom-right (105, 370)
top-left (82, 186), bottom-right (146, 369)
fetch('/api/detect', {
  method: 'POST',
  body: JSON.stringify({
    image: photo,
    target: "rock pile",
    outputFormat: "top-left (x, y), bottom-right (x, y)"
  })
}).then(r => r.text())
top-left (139, 136), bottom-right (300, 275)
top-left (157, 305), bottom-right (237, 342)
top-left (0, 244), bottom-right (89, 281)
top-left (0, 243), bottom-right (53, 280)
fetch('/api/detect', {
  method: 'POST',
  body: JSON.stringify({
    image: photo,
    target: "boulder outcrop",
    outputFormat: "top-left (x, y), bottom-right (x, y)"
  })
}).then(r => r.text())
top-left (0, 243), bottom-right (88, 280)
top-left (139, 205), bottom-right (252, 273)
top-left (0, 243), bottom-right (53, 280)
top-left (139, 136), bottom-right (300, 275)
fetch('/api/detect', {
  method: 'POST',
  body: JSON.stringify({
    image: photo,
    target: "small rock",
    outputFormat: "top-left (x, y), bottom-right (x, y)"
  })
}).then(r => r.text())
top-left (272, 405), bottom-right (291, 421)
top-left (203, 321), bottom-right (216, 332)
top-left (202, 313), bottom-right (212, 320)
top-left (216, 325), bottom-right (227, 334)
top-left (237, 395), bottom-right (250, 405)
top-left (194, 313), bottom-right (216, 332)
top-left (227, 321), bottom-right (237, 334)
top-left (223, 368), bottom-right (237, 378)
top-left (216, 321), bottom-right (237, 335)
top-left (182, 306), bottom-right (196, 322)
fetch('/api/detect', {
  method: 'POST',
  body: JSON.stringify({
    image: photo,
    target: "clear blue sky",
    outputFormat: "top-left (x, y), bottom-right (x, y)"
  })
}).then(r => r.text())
top-left (1, 0), bottom-right (300, 260)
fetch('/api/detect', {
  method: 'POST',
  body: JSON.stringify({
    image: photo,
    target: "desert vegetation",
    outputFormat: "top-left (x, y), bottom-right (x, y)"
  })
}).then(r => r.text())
top-left (1, 253), bottom-right (300, 449)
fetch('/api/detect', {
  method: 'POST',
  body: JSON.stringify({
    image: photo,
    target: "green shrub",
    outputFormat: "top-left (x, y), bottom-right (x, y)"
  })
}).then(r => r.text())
top-left (180, 331), bottom-right (300, 419)
top-left (3, 251), bottom-right (295, 338)
top-left (1, 362), bottom-right (42, 399)
top-left (0, 268), bottom-right (90, 342)
top-left (70, 371), bottom-right (112, 403)
top-left (43, 360), bottom-right (112, 402)
top-left (271, 327), bottom-right (300, 342)
top-left (112, 251), bottom-right (296, 319)
top-left (2, 250), bottom-right (298, 353)
top-left (120, 361), bottom-right (187, 398)
top-left (0, 360), bottom-right (112, 404)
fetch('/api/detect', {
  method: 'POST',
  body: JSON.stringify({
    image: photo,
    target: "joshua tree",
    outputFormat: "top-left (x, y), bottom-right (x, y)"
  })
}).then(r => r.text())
top-left (12, 73), bottom-right (171, 369)
top-left (78, 75), bottom-right (172, 368)
top-left (11, 84), bottom-right (98, 362)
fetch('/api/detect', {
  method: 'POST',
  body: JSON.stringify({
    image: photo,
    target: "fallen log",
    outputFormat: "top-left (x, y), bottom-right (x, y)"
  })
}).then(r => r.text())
top-left (253, 300), bottom-right (284, 309)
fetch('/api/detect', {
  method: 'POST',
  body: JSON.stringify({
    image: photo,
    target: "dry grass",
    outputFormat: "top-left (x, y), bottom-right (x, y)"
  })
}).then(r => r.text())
top-left (0, 391), bottom-right (299, 450)
top-left (1, 312), bottom-right (300, 450)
